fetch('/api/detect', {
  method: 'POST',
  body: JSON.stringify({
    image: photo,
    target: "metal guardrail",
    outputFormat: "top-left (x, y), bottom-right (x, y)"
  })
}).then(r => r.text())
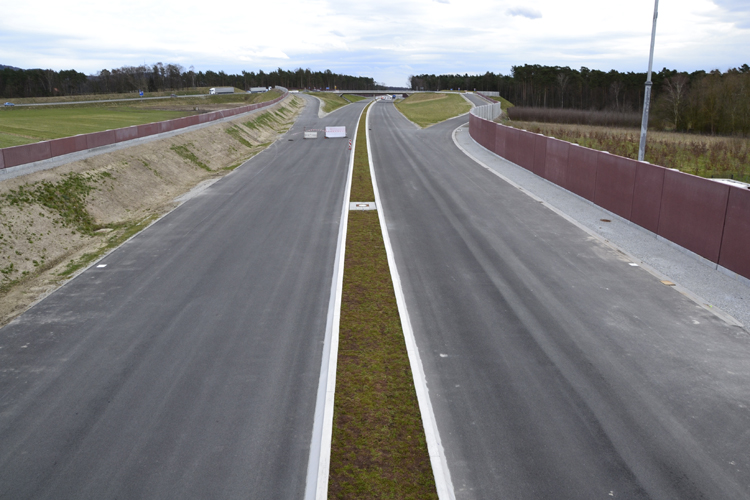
top-left (470, 102), bottom-right (503, 121)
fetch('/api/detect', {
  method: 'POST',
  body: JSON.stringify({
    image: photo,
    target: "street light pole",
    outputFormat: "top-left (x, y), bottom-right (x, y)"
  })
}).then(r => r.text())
top-left (638, 0), bottom-right (659, 162)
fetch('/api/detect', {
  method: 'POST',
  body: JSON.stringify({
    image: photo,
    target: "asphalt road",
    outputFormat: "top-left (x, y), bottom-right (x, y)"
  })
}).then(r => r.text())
top-left (368, 102), bottom-right (750, 499)
top-left (0, 95), bottom-right (365, 498)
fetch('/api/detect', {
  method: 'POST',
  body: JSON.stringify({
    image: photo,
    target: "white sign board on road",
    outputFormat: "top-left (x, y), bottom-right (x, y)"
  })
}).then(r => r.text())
top-left (325, 126), bottom-right (346, 138)
top-left (304, 131), bottom-right (318, 139)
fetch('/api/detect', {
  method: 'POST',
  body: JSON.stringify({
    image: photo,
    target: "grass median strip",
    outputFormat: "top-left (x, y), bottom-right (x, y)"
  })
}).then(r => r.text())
top-left (328, 104), bottom-right (438, 498)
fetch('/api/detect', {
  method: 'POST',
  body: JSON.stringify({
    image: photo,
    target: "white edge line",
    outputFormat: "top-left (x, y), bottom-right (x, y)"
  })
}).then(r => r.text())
top-left (366, 103), bottom-right (456, 499)
top-left (452, 125), bottom-right (744, 329)
top-left (304, 102), bottom-right (365, 500)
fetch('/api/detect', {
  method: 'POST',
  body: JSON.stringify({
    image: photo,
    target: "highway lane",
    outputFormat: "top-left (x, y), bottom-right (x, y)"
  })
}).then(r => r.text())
top-left (368, 102), bottom-right (750, 499)
top-left (0, 95), bottom-right (365, 498)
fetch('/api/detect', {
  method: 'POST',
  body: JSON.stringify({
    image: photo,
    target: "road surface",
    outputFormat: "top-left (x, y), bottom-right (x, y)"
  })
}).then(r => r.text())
top-left (368, 101), bottom-right (750, 499)
top-left (0, 95), bottom-right (365, 498)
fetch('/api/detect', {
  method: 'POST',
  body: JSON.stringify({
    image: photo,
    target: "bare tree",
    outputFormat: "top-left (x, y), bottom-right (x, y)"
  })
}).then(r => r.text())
top-left (663, 74), bottom-right (689, 130)
top-left (610, 80), bottom-right (624, 110)
top-left (557, 73), bottom-right (569, 108)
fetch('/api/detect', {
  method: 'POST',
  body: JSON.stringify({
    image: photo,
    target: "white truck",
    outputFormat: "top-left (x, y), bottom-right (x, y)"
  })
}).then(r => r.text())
top-left (248, 87), bottom-right (268, 93)
top-left (209, 87), bottom-right (234, 95)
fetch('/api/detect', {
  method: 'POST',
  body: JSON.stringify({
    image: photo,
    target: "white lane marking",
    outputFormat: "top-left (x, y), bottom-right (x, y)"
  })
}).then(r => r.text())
top-left (97, 264), bottom-right (107, 268)
top-left (304, 104), bottom-right (366, 500)
top-left (366, 104), bottom-right (456, 500)
top-left (629, 263), bottom-right (639, 267)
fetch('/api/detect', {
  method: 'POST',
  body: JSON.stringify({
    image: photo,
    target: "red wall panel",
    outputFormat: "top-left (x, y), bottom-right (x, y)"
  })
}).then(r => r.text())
top-left (186, 115), bottom-right (200, 126)
top-left (494, 123), bottom-right (506, 157)
top-left (532, 135), bottom-right (547, 177)
top-left (482, 120), bottom-right (494, 150)
top-left (469, 114), bottom-right (479, 143)
top-left (593, 154), bottom-right (637, 219)
top-left (0, 150), bottom-right (5, 169)
top-left (505, 127), bottom-right (521, 165)
top-left (198, 113), bottom-right (211, 124)
top-left (565, 144), bottom-right (599, 201)
top-left (86, 130), bottom-right (116, 149)
top-left (630, 162), bottom-right (666, 233)
top-left (2, 142), bottom-right (53, 167)
top-left (516, 130), bottom-right (536, 170)
top-left (657, 170), bottom-right (730, 263)
top-left (49, 135), bottom-right (88, 157)
top-left (544, 138), bottom-right (569, 186)
top-left (115, 126), bottom-right (139, 143)
top-left (718, 186), bottom-right (750, 279)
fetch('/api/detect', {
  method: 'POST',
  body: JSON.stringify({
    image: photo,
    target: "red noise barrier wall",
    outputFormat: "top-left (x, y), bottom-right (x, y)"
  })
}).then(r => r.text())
top-left (468, 112), bottom-right (750, 281)
top-left (1, 90), bottom-right (289, 170)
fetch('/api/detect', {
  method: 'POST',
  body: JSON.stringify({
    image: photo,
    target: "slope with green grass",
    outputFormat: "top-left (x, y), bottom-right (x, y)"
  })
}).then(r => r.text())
top-left (395, 93), bottom-right (471, 127)
top-left (308, 92), bottom-right (350, 113)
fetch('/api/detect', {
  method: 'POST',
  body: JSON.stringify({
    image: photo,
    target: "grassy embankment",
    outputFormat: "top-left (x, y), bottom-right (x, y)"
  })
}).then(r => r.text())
top-left (342, 94), bottom-right (367, 103)
top-left (328, 104), bottom-right (437, 499)
top-left (0, 96), bottom-right (302, 326)
top-left (0, 90), bottom-right (283, 148)
top-left (507, 121), bottom-right (750, 182)
top-left (484, 94), bottom-right (515, 114)
top-left (395, 93), bottom-right (471, 127)
top-left (308, 92), bottom-right (351, 113)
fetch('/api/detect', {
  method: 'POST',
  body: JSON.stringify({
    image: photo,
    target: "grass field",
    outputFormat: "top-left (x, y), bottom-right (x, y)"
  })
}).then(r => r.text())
top-left (328, 104), bottom-right (437, 499)
top-left (0, 89), bottom-right (284, 148)
top-left (509, 121), bottom-right (750, 182)
top-left (342, 94), bottom-right (367, 103)
top-left (395, 92), bottom-right (471, 127)
top-left (0, 108), bottom-right (195, 148)
top-left (308, 92), bottom-right (350, 113)
top-left (4, 88), bottom-right (216, 105)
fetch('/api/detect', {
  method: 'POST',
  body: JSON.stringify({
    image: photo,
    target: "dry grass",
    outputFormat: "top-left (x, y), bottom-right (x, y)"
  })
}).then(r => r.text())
top-left (507, 107), bottom-right (642, 128)
top-left (328, 104), bottom-right (437, 499)
top-left (509, 121), bottom-right (750, 182)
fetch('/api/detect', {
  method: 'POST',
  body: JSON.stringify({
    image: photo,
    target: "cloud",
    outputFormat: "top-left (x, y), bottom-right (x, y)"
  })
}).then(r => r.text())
top-left (507, 6), bottom-right (542, 19)
top-left (434, 0), bottom-right (450, 4)
top-left (330, 30), bottom-right (345, 37)
top-left (710, 0), bottom-right (750, 29)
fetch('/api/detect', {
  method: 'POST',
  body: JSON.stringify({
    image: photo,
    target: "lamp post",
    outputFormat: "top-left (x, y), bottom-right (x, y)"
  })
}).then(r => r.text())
top-left (638, 0), bottom-right (659, 162)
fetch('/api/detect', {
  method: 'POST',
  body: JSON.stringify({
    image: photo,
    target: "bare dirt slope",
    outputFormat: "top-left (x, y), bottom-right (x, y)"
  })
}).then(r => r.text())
top-left (0, 95), bottom-right (304, 327)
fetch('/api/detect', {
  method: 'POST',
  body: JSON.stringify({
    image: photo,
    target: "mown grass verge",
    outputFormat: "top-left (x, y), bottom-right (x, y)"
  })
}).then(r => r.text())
top-left (395, 92), bottom-right (471, 128)
top-left (328, 103), bottom-right (437, 499)
top-left (308, 92), bottom-right (350, 113)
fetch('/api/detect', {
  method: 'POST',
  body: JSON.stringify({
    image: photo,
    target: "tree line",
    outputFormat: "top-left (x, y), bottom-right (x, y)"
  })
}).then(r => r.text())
top-left (0, 63), bottom-right (383, 99)
top-left (409, 64), bottom-right (750, 135)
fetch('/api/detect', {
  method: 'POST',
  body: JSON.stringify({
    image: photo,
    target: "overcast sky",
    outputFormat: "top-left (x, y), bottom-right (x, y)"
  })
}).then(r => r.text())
top-left (1, 0), bottom-right (748, 86)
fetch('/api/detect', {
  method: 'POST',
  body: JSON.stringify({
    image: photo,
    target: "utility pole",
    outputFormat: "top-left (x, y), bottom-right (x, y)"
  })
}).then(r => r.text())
top-left (638, 0), bottom-right (659, 162)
